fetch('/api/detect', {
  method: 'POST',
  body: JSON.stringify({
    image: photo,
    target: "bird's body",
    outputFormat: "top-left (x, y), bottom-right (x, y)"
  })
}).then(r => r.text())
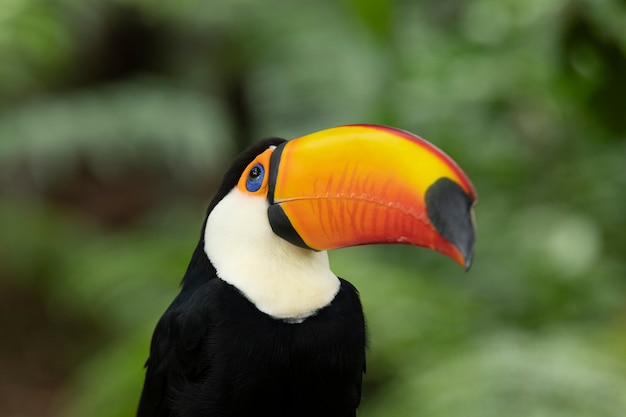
top-left (139, 244), bottom-right (366, 417)
top-left (138, 125), bottom-right (477, 417)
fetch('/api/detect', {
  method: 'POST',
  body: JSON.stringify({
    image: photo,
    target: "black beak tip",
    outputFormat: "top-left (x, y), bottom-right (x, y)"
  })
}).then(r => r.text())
top-left (425, 177), bottom-right (476, 272)
top-left (462, 244), bottom-right (475, 272)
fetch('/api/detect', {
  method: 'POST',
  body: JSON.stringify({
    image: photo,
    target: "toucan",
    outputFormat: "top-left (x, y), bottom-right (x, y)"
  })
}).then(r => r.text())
top-left (137, 124), bottom-right (476, 417)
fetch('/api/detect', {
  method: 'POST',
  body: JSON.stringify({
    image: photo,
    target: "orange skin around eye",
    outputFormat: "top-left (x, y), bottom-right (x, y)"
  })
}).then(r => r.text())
top-left (237, 148), bottom-right (274, 196)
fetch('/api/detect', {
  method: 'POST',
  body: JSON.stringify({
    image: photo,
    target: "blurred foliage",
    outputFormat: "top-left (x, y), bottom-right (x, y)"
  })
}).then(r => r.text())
top-left (1, 0), bottom-right (626, 416)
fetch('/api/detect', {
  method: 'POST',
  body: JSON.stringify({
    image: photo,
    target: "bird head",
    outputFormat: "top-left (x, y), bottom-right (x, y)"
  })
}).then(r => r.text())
top-left (202, 124), bottom-right (477, 319)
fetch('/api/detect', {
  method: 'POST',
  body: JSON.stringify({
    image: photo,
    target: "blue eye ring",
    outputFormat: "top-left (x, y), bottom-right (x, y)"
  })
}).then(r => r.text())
top-left (246, 164), bottom-right (265, 192)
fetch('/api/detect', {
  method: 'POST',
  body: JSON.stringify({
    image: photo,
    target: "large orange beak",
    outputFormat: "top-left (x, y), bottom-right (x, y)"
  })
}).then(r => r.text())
top-left (267, 124), bottom-right (477, 269)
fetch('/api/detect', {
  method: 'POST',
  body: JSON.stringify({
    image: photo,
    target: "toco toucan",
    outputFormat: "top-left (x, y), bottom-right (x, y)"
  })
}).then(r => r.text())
top-left (137, 124), bottom-right (477, 417)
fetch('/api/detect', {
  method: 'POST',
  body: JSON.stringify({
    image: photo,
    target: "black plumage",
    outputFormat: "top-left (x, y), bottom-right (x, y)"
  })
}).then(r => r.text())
top-left (137, 139), bottom-right (367, 417)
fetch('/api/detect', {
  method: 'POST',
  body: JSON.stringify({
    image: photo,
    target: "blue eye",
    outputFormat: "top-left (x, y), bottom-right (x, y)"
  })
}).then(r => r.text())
top-left (246, 164), bottom-right (265, 192)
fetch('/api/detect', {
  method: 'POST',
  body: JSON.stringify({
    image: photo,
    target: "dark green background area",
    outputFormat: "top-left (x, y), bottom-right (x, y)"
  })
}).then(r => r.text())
top-left (1, 1), bottom-right (625, 416)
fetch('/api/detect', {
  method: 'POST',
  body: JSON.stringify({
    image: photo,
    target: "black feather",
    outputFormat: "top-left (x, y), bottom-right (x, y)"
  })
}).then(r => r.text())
top-left (137, 138), bottom-right (367, 417)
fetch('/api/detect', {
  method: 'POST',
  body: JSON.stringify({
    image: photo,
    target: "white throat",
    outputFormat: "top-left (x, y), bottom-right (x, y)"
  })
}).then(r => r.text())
top-left (204, 189), bottom-right (340, 321)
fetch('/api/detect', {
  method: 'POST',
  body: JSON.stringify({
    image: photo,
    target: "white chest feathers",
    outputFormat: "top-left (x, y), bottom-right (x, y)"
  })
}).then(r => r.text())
top-left (204, 189), bottom-right (340, 321)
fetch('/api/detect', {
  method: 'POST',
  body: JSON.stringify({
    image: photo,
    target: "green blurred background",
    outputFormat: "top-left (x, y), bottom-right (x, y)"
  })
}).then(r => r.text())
top-left (1, 0), bottom-right (626, 416)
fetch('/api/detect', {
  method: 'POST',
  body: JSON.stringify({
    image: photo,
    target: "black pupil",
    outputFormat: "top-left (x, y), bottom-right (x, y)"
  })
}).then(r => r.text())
top-left (249, 166), bottom-right (261, 180)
